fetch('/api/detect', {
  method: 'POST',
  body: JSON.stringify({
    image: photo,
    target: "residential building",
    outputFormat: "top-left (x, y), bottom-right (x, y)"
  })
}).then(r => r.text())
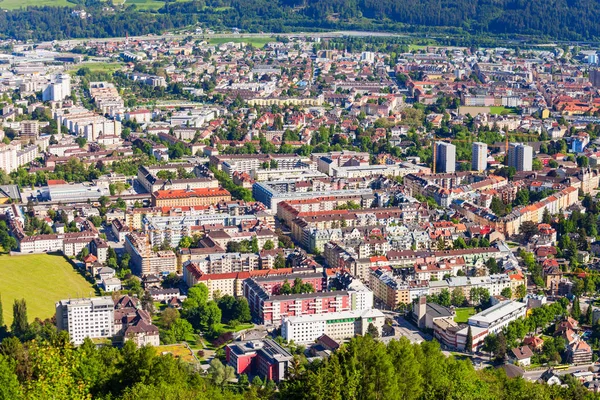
top-left (151, 188), bottom-right (231, 207)
top-left (508, 143), bottom-right (533, 172)
top-left (471, 142), bottom-right (487, 172)
top-left (55, 297), bottom-right (115, 345)
top-left (281, 308), bottom-right (385, 344)
top-left (436, 142), bottom-right (456, 173)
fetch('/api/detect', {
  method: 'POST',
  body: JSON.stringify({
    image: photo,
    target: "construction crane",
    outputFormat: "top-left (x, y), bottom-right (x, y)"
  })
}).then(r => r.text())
top-left (432, 135), bottom-right (473, 174)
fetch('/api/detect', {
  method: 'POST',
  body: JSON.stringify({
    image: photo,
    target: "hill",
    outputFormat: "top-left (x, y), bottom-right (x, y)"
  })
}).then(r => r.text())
top-left (0, 0), bottom-right (599, 41)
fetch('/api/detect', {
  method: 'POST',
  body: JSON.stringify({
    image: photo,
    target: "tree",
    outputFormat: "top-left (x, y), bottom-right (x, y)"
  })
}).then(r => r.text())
top-left (11, 299), bottom-right (28, 338)
top-left (252, 376), bottom-right (264, 387)
top-left (0, 355), bottom-right (21, 399)
top-left (486, 258), bottom-right (500, 274)
top-left (274, 253), bottom-right (286, 269)
top-left (367, 323), bottom-right (379, 338)
top-left (183, 283), bottom-right (209, 309)
top-left (501, 287), bottom-right (512, 299)
top-left (263, 240), bottom-right (274, 250)
top-left (520, 221), bottom-right (539, 241)
top-left (196, 301), bottom-right (221, 332)
top-left (465, 326), bottom-right (473, 353)
top-left (168, 319), bottom-right (194, 342)
top-left (160, 308), bottom-right (180, 329)
top-left (586, 304), bottom-right (594, 325)
top-left (572, 297), bottom-right (581, 320)
top-left (178, 236), bottom-right (193, 249)
top-left (516, 284), bottom-right (527, 299)
top-left (450, 287), bottom-right (465, 307)
top-left (234, 298), bottom-right (252, 323)
top-left (279, 280), bottom-right (292, 295)
top-left (208, 358), bottom-right (235, 387)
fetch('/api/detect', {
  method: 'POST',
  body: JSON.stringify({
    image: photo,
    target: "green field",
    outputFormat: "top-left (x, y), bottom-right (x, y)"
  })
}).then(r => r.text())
top-left (209, 37), bottom-right (273, 48)
top-left (69, 62), bottom-right (124, 76)
top-left (0, 254), bottom-right (96, 326)
top-left (454, 307), bottom-right (476, 323)
top-left (0, 0), bottom-right (72, 9)
top-left (490, 106), bottom-right (518, 115)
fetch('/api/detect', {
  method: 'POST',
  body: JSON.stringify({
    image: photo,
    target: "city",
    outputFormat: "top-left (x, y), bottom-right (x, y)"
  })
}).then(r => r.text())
top-left (1, 17), bottom-right (600, 399)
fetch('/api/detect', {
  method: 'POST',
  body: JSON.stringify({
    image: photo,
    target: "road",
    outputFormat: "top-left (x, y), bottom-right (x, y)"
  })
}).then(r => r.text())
top-left (55, 30), bottom-right (412, 45)
top-left (523, 364), bottom-right (595, 381)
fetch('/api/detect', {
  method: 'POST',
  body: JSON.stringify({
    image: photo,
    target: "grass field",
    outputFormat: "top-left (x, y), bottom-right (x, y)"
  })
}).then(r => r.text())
top-left (490, 106), bottom-right (518, 115)
top-left (209, 37), bottom-right (273, 48)
top-left (68, 62), bottom-right (124, 76)
top-left (454, 307), bottom-right (476, 323)
top-left (157, 344), bottom-right (199, 364)
top-left (0, 254), bottom-right (96, 326)
top-left (0, 0), bottom-right (72, 9)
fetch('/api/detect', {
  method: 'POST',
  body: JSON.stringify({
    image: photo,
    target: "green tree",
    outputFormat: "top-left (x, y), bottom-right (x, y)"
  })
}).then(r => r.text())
top-left (367, 323), bottom-right (379, 338)
top-left (160, 307), bottom-right (180, 329)
top-left (500, 287), bottom-right (512, 299)
top-left (263, 240), bottom-right (274, 250)
top-left (450, 287), bottom-right (465, 306)
top-left (183, 283), bottom-right (209, 309)
top-left (586, 304), bottom-right (594, 325)
top-left (0, 355), bottom-right (21, 399)
top-left (168, 318), bottom-right (194, 342)
top-left (178, 236), bottom-right (193, 248)
top-left (516, 284), bottom-right (527, 299)
top-left (465, 326), bottom-right (473, 353)
top-left (11, 299), bottom-right (28, 338)
top-left (572, 297), bottom-right (581, 320)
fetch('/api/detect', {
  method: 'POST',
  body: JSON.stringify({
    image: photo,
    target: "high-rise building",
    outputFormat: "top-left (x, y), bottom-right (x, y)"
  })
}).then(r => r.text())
top-left (471, 142), bottom-right (488, 172)
top-left (436, 141), bottom-right (456, 173)
top-left (20, 120), bottom-right (39, 139)
top-left (591, 70), bottom-right (600, 88)
top-left (0, 144), bottom-right (17, 173)
top-left (56, 297), bottom-right (114, 344)
top-left (42, 74), bottom-right (71, 102)
top-left (508, 143), bottom-right (533, 172)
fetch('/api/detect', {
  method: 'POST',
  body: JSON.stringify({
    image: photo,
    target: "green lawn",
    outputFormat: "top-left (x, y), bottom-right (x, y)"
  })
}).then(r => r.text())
top-left (454, 307), bottom-right (476, 323)
top-left (0, 0), bottom-right (73, 9)
top-left (209, 37), bottom-right (273, 48)
top-left (490, 106), bottom-right (518, 115)
top-left (0, 254), bottom-right (96, 326)
top-left (69, 62), bottom-right (124, 76)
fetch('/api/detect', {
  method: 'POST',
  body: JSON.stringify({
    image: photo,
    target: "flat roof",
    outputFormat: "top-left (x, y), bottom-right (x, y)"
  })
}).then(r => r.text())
top-left (468, 300), bottom-right (526, 325)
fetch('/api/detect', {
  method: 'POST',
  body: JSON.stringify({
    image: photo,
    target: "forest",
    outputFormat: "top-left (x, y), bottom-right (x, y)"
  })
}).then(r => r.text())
top-left (1, 0), bottom-right (600, 41)
top-left (2, 329), bottom-right (599, 399)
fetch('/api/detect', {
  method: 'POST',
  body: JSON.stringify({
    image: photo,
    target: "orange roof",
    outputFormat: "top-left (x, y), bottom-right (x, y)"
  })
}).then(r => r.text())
top-left (153, 188), bottom-right (230, 200)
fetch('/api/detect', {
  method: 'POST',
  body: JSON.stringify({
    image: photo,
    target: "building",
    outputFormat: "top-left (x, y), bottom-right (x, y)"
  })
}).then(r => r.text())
top-left (20, 120), bottom-right (39, 138)
top-left (281, 308), bottom-right (385, 344)
top-left (511, 346), bottom-right (534, 366)
top-left (124, 232), bottom-right (177, 277)
top-left (567, 340), bottom-right (593, 364)
top-left (468, 300), bottom-right (527, 335)
top-left (55, 297), bottom-right (114, 345)
top-left (508, 143), bottom-right (533, 172)
top-left (226, 339), bottom-right (293, 383)
top-left (151, 188), bottom-right (231, 207)
top-left (435, 142), bottom-right (456, 173)
top-left (244, 277), bottom-right (373, 325)
top-left (591, 69), bottom-right (600, 88)
top-left (43, 74), bottom-right (71, 102)
top-left (471, 142), bottom-right (487, 172)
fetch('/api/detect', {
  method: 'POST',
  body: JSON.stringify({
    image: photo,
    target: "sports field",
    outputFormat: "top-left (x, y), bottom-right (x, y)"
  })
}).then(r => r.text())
top-left (209, 37), bottom-right (273, 48)
top-left (0, 254), bottom-right (96, 326)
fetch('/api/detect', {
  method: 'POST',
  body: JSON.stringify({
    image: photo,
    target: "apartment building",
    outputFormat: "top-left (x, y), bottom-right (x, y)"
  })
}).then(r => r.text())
top-left (281, 308), bottom-right (385, 344)
top-left (55, 297), bottom-right (114, 345)
top-left (124, 232), bottom-right (177, 276)
top-left (151, 188), bottom-right (231, 207)
top-left (226, 339), bottom-right (293, 383)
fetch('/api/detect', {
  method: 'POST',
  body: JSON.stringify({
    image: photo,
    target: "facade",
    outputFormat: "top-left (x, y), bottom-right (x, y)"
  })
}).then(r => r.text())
top-left (226, 339), bottom-right (293, 383)
top-left (281, 308), bottom-right (385, 344)
top-left (508, 143), bottom-right (533, 172)
top-left (467, 300), bottom-right (527, 334)
top-left (55, 297), bottom-right (115, 345)
top-left (124, 232), bottom-right (177, 276)
top-left (436, 142), bottom-right (456, 173)
top-left (471, 142), bottom-right (487, 172)
top-left (151, 188), bottom-right (231, 207)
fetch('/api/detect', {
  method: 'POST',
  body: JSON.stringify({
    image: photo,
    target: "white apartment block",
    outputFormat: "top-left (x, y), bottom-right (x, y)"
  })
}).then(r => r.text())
top-left (56, 297), bottom-right (114, 345)
top-left (471, 142), bottom-right (487, 172)
top-left (436, 142), bottom-right (456, 173)
top-left (0, 144), bottom-right (17, 173)
top-left (42, 74), bottom-right (71, 102)
top-left (281, 308), bottom-right (385, 344)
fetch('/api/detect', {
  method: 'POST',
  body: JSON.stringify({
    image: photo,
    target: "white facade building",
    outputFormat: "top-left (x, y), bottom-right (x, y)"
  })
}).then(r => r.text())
top-left (42, 74), bottom-right (71, 102)
top-left (55, 297), bottom-right (114, 345)
top-left (436, 141), bottom-right (456, 173)
top-left (471, 142), bottom-right (488, 172)
top-left (468, 300), bottom-right (527, 335)
top-left (281, 308), bottom-right (385, 344)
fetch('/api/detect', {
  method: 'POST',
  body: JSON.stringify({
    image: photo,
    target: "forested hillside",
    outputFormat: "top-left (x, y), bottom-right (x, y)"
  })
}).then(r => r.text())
top-left (0, 0), bottom-right (599, 41)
